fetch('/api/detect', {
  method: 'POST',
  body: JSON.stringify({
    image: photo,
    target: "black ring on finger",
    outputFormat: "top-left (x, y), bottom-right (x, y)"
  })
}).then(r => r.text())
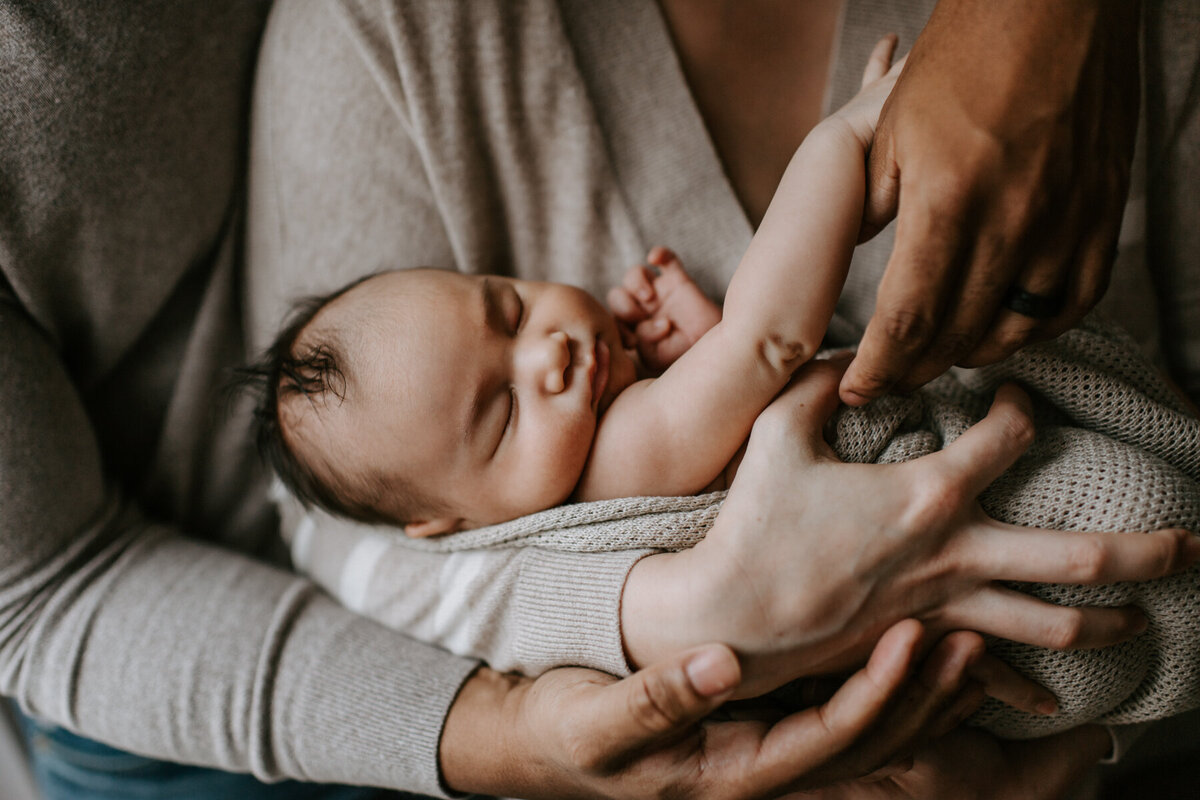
top-left (1002, 287), bottom-right (1065, 319)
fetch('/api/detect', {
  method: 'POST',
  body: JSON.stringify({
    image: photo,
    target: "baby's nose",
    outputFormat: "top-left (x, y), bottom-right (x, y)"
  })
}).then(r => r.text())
top-left (534, 330), bottom-right (570, 394)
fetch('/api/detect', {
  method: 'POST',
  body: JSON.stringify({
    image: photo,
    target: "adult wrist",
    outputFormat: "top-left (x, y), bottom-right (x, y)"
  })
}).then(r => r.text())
top-left (439, 666), bottom-right (531, 797)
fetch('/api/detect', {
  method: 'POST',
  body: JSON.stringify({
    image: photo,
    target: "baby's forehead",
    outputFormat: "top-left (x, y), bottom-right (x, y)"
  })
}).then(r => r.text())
top-left (309, 268), bottom-right (476, 387)
top-left (327, 268), bottom-right (469, 320)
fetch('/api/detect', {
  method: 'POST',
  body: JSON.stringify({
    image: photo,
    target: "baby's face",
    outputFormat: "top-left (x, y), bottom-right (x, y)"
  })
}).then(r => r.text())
top-left (313, 269), bottom-right (637, 533)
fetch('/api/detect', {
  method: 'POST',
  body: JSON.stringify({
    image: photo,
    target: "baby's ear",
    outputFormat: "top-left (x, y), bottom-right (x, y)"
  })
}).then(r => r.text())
top-left (403, 517), bottom-right (465, 538)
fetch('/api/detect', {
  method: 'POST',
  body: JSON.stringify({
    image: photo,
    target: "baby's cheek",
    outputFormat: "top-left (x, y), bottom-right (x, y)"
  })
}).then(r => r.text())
top-left (528, 423), bottom-right (594, 505)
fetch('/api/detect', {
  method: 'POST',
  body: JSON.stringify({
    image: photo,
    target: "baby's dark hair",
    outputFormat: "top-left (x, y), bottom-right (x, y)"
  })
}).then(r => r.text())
top-left (239, 274), bottom-right (434, 527)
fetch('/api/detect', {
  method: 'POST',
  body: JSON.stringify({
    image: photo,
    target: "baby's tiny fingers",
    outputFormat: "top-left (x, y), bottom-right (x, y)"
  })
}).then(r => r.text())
top-left (861, 33), bottom-right (898, 87)
top-left (607, 286), bottom-right (649, 323)
top-left (623, 264), bottom-right (657, 306)
top-left (636, 317), bottom-right (672, 344)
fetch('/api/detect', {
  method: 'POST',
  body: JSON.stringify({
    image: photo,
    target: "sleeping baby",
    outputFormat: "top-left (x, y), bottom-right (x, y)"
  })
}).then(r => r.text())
top-left (245, 42), bottom-right (1200, 740)
top-left (252, 39), bottom-right (904, 536)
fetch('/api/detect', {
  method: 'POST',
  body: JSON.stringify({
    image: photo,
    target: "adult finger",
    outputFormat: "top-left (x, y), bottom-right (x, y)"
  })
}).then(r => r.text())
top-left (967, 653), bottom-right (1057, 716)
top-left (752, 619), bottom-right (928, 787)
top-left (892, 223), bottom-right (1021, 391)
top-left (955, 206), bottom-right (1078, 371)
top-left (923, 680), bottom-right (987, 742)
top-left (841, 198), bottom-right (971, 406)
top-left (607, 286), bottom-right (647, 324)
top-left (758, 357), bottom-right (849, 461)
top-left (965, 171), bottom-right (1123, 367)
top-left (789, 626), bottom-right (985, 787)
top-left (941, 586), bottom-right (1149, 651)
top-left (574, 643), bottom-right (740, 768)
top-left (1052, 162), bottom-right (1127, 333)
top-left (927, 383), bottom-right (1035, 497)
top-left (850, 629), bottom-right (984, 757)
top-left (958, 523), bottom-right (1200, 586)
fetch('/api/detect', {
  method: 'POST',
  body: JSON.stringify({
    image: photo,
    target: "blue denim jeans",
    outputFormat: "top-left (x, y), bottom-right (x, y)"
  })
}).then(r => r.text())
top-left (13, 707), bottom-right (431, 800)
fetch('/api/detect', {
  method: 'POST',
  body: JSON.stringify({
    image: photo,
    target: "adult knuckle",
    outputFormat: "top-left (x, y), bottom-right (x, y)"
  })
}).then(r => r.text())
top-left (562, 729), bottom-right (609, 773)
top-left (925, 329), bottom-right (976, 365)
top-left (991, 321), bottom-right (1038, 354)
top-left (907, 472), bottom-right (965, 528)
top-left (881, 308), bottom-right (936, 351)
top-left (999, 404), bottom-right (1035, 449)
top-left (626, 674), bottom-right (682, 738)
top-left (1046, 608), bottom-right (1087, 650)
top-left (923, 169), bottom-right (975, 213)
top-left (1150, 529), bottom-right (1190, 573)
top-left (1067, 537), bottom-right (1111, 583)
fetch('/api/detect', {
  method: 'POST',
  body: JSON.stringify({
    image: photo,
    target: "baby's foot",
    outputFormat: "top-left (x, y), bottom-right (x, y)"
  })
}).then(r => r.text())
top-left (607, 246), bottom-right (722, 373)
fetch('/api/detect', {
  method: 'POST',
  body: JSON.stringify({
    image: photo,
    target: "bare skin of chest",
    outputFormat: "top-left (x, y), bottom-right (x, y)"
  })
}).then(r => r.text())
top-left (660, 0), bottom-right (844, 226)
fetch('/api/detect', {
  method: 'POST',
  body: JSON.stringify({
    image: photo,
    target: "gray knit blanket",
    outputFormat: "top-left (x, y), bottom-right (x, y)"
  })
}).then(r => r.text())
top-left (398, 320), bottom-right (1200, 738)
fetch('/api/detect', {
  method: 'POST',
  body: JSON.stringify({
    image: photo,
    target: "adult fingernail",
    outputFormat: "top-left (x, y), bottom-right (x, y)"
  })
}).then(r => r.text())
top-left (842, 389), bottom-right (871, 407)
top-left (1184, 534), bottom-right (1200, 564)
top-left (1037, 699), bottom-right (1059, 715)
top-left (685, 647), bottom-right (739, 697)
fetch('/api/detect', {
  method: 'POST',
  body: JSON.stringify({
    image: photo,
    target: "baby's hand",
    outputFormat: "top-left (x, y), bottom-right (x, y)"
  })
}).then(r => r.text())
top-left (828, 33), bottom-right (906, 146)
top-left (607, 247), bottom-right (722, 374)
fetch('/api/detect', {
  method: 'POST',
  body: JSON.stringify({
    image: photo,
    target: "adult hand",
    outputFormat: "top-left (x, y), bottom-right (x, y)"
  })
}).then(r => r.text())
top-left (441, 620), bottom-right (988, 799)
top-left (624, 358), bottom-right (1198, 698)
top-left (840, 0), bottom-right (1141, 405)
top-left (814, 724), bottom-right (1112, 800)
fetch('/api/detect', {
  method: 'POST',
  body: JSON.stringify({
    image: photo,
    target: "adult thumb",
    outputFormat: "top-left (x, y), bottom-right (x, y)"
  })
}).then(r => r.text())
top-left (756, 357), bottom-right (847, 461)
top-left (581, 645), bottom-right (740, 766)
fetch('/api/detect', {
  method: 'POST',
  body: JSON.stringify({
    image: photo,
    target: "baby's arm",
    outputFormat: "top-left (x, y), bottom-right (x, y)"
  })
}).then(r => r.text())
top-left (576, 38), bottom-right (901, 500)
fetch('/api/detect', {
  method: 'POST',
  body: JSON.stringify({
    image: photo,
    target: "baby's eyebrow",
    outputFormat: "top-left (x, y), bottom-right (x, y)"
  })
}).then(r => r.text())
top-left (480, 277), bottom-right (506, 334)
top-left (461, 278), bottom-right (502, 452)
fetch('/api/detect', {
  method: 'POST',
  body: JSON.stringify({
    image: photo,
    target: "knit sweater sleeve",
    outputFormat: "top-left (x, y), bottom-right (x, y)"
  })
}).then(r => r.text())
top-left (246, 0), bottom-right (648, 679)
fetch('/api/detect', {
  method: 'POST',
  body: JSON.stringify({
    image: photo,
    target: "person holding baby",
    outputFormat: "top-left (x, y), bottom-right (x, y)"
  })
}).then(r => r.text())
top-left (5, 1), bottom-right (1199, 799)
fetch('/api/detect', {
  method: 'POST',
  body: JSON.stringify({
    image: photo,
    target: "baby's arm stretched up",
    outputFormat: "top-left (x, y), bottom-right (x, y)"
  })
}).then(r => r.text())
top-left (576, 38), bottom-right (902, 501)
